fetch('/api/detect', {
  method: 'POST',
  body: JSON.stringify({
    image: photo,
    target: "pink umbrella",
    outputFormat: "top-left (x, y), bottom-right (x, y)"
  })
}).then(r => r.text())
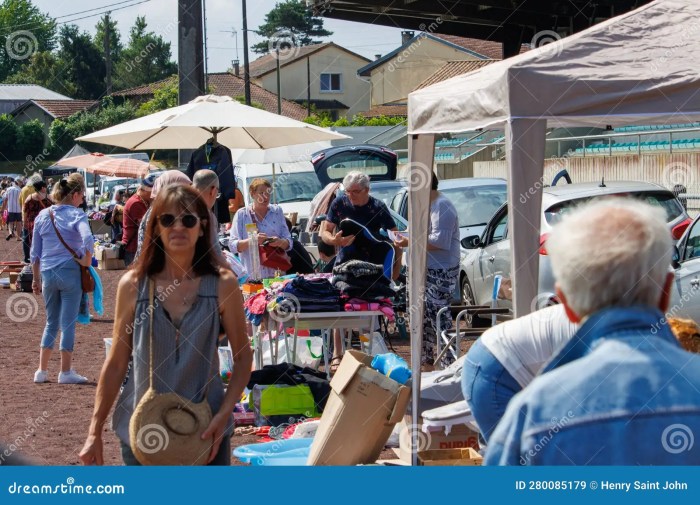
top-left (53, 152), bottom-right (155, 178)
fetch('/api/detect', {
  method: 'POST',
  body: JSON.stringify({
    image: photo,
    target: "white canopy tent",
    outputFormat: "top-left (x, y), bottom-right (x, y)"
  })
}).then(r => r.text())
top-left (406, 0), bottom-right (700, 464)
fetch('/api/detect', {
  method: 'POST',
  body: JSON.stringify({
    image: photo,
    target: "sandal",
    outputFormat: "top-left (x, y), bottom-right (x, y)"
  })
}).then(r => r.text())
top-left (329, 356), bottom-right (343, 374)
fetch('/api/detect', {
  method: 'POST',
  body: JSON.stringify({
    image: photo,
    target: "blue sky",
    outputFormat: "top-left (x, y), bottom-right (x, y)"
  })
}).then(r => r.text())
top-left (32, 0), bottom-right (406, 71)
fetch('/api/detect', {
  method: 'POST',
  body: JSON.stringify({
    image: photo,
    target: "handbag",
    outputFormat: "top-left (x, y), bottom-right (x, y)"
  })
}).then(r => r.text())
top-left (49, 210), bottom-right (95, 293)
top-left (259, 244), bottom-right (292, 271)
top-left (129, 279), bottom-right (213, 466)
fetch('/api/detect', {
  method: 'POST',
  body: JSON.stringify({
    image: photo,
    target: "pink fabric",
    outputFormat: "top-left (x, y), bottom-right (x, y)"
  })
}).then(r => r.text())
top-left (344, 298), bottom-right (395, 321)
top-left (245, 291), bottom-right (270, 315)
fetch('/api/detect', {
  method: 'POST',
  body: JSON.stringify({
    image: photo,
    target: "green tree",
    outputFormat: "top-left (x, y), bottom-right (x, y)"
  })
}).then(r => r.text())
top-left (57, 25), bottom-right (106, 99)
top-left (17, 119), bottom-right (45, 157)
top-left (252, 0), bottom-right (332, 54)
top-left (0, 0), bottom-right (56, 81)
top-left (137, 78), bottom-right (177, 116)
top-left (0, 114), bottom-right (19, 159)
top-left (5, 51), bottom-right (75, 97)
top-left (113, 16), bottom-right (176, 90)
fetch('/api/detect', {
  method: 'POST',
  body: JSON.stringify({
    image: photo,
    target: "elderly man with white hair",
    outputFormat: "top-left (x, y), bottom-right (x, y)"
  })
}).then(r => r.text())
top-left (486, 198), bottom-right (700, 465)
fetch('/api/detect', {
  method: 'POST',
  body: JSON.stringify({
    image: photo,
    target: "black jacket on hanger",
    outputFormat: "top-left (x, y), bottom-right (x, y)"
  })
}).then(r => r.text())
top-left (186, 141), bottom-right (236, 223)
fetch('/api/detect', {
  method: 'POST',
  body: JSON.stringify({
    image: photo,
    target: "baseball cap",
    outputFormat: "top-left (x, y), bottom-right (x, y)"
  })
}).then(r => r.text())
top-left (142, 173), bottom-right (158, 189)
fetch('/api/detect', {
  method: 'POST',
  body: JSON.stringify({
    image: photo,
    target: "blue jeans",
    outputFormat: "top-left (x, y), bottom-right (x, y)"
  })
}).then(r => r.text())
top-left (462, 338), bottom-right (522, 443)
top-left (40, 260), bottom-right (82, 352)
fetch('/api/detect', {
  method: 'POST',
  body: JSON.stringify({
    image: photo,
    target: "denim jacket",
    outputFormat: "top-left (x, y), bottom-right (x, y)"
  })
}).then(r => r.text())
top-left (485, 306), bottom-right (700, 465)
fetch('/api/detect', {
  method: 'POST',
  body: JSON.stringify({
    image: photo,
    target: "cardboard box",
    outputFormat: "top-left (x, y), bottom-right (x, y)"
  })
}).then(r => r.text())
top-left (97, 258), bottom-right (125, 270)
top-left (398, 419), bottom-right (480, 463)
top-left (307, 350), bottom-right (411, 466)
top-left (418, 447), bottom-right (483, 466)
top-left (95, 247), bottom-right (120, 261)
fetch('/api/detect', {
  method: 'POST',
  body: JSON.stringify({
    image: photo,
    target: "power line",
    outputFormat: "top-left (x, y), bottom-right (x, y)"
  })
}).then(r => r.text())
top-left (54, 0), bottom-right (146, 20)
top-left (57, 0), bottom-right (153, 26)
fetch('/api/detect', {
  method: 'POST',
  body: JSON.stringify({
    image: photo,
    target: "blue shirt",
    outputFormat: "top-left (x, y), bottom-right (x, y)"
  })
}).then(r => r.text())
top-left (30, 205), bottom-right (95, 270)
top-left (427, 194), bottom-right (460, 270)
top-left (230, 204), bottom-right (292, 280)
top-left (485, 306), bottom-right (700, 465)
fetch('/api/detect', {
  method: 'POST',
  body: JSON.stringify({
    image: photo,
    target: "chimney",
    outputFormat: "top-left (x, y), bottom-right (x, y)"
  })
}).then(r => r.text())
top-left (374, 54), bottom-right (382, 61)
top-left (401, 30), bottom-right (414, 45)
top-left (232, 59), bottom-right (240, 77)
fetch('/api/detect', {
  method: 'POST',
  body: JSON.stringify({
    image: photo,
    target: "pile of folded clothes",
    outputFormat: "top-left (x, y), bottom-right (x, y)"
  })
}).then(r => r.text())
top-left (277, 276), bottom-right (342, 313)
top-left (343, 298), bottom-right (395, 321)
top-left (331, 260), bottom-right (397, 299)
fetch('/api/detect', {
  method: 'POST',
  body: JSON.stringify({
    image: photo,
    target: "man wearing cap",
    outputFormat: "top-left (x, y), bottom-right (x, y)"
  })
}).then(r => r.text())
top-left (121, 175), bottom-right (154, 266)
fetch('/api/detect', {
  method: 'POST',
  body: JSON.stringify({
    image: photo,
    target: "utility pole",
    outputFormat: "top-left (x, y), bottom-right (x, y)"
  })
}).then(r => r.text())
top-left (178, 0), bottom-right (205, 165)
top-left (276, 47), bottom-right (281, 114)
top-left (307, 57), bottom-right (311, 117)
top-left (242, 0), bottom-right (251, 105)
top-left (103, 12), bottom-right (112, 95)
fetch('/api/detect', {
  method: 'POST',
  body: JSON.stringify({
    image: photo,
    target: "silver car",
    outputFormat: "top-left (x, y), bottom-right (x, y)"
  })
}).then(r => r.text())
top-left (669, 216), bottom-right (700, 322)
top-left (460, 181), bottom-right (691, 311)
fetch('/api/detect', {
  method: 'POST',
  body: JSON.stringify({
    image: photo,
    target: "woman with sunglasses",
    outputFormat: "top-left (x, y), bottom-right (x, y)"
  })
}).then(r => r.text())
top-left (229, 178), bottom-right (292, 280)
top-left (30, 174), bottom-right (92, 385)
top-left (79, 185), bottom-right (252, 466)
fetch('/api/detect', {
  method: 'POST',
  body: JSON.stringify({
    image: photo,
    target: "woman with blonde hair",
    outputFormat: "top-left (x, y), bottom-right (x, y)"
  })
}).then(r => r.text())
top-left (31, 174), bottom-right (92, 384)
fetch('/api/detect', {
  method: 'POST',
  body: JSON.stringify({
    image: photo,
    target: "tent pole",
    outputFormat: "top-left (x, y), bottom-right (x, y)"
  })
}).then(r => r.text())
top-left (407, 133), bottom-right (434, 466)
top-left (506, 118), bottom-right (547, 318)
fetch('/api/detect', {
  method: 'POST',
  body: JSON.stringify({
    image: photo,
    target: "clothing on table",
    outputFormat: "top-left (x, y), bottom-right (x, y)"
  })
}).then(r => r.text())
top-left (229, 205), bottom-right (292, 280)
top-left (331, 259), bottom-right (395, 299)
top-left (112, 274), bottom-right (230, 446)
top-left (280, 276), bottom-right (342, 312)
top-left (121, 193), bottom-right (149, 254)
top-left (486, 306), bottom-right (700, 465)
top-left (421, 265), bottom-right (460, 366)
top-left (427, 194), bottom-right (461, 270)
top-left (343, 298), bottom-right (394, 320)
top-left (30, 205), bottom-right (95, 270)
top-left (186, 142), bottom-right (235, 224)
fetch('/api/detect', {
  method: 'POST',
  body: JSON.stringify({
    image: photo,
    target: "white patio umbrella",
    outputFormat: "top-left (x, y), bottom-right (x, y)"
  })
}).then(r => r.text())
top-left (76, 95), bottom-right (349, 150)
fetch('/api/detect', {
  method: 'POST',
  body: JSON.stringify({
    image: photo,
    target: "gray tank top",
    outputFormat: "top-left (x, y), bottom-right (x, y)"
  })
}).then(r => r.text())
top-left (112, 274), bottom-right (231, 444)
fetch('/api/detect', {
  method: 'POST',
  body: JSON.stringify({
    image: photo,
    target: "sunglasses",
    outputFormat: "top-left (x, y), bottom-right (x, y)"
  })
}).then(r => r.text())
top-left (158, 214), bottom-right (200, 229)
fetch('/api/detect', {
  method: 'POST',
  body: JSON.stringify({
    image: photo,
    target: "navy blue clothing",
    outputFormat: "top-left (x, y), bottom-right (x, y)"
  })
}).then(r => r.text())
top-left (326, 195), bottom-right (396, 236)
top-left (186, 142), bottom-right (236, 224)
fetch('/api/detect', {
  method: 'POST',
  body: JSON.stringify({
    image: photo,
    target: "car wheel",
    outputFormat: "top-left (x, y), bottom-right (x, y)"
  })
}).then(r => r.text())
top-left (461, 275), bottom-right (475, 306)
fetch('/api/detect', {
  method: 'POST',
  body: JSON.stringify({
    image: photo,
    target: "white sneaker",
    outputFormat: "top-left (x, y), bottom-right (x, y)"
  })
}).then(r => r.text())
top-left (58, 370), bottom-right (88, 384)
top-left (33, 370), bottom-right (48, 383)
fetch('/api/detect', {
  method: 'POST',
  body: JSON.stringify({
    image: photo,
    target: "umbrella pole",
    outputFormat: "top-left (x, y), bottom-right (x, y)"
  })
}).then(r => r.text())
top-left (272, 163), bottom-right (277, 204)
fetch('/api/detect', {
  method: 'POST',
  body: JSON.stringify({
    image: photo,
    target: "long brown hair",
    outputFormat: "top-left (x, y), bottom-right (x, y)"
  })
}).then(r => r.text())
top-left (133, 185), bottom-right (220, 278)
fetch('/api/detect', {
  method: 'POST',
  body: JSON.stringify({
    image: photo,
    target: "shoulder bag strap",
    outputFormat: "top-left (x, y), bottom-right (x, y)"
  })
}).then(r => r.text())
top-left (148, 278), bottom-right (155, 390)
top-left (49, 210), bottom-right (78, 259)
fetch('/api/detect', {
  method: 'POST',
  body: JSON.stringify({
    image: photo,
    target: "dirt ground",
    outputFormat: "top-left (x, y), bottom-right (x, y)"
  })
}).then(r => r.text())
top-left (0, 233), bottom-right (412, 466)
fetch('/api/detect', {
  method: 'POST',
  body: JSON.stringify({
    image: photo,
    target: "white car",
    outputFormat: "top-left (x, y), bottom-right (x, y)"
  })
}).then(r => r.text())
top-left (460, 181), bottom-right (691, 312)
